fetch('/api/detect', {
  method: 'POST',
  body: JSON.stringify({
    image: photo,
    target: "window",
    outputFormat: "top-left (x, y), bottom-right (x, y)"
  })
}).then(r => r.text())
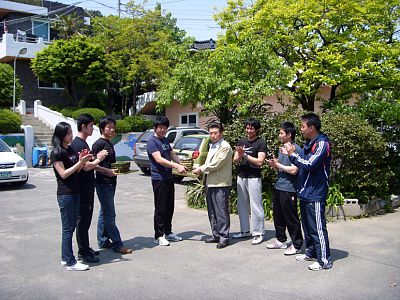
top-left (32, 19), bottom-right (49, 41)
top-left (166, 132), bottom-right (177, 144)
top-left (38, 79), bottom-right (64, 90)
top-left (180, 113), bottom-right (198, 127)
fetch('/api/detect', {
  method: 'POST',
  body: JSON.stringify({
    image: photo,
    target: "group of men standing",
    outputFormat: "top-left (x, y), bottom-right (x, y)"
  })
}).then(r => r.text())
top-left (147, 113), bottom-right (333, 271)
top-left (68, 112), bottom-right (332, 272)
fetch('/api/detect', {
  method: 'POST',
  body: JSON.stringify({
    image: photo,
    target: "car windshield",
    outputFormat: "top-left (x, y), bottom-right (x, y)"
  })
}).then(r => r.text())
top-left (0, 140), bottom-right (11, 152)
top-left (174, 137), bottom-right (203, 151)
top-left (137, 130), bottom-right (154, 143)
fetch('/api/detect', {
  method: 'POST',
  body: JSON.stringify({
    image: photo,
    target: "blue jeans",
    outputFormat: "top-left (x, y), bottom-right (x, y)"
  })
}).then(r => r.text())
top-left (57, 194), bottom-right (80, 266)
top-left (96, 183), bottom-right (123, 249)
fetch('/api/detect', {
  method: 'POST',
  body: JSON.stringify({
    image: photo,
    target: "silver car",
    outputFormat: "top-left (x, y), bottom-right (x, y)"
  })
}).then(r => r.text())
top-left (133, 127), bottom-right (208, 174)
top-left (0, 139), bottom-right (29, 186)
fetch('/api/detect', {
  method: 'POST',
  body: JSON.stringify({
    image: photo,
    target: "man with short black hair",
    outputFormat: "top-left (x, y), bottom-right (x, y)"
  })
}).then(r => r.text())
top-left (285, 113), bottom-right (333, 271)
top-left (147, 116), bottom-right (187, 246)
top-left (71, 114), bottom-right (108, 263)
top-left (267, 121), bottom-right (303, 255)
top-left (232, 118), bottom-right (267, 245)
top-left (193, 122), bottom-right (233, 249)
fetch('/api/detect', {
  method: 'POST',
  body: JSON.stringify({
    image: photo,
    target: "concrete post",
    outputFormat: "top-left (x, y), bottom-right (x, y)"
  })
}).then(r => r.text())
top-left (19, 100), bottom-right (26, 115)
top-left (34, 100), bottom-right (42, 118)
top-left (24, 125), bottom-right (34, 167)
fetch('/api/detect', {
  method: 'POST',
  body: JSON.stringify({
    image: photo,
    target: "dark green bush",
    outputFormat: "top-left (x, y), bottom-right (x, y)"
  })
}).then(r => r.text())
top-left (60, 107), bottom-right (77, 118)
top-left (0, 64), bottom-right (21, 109)
top-left (71, 108), bottom-right (106, 124)
top-left (116, 119), bottom-right (131, 133)
top-left (123, 115), bottom-right (153, 132)
top-left (0, 109), bottom-right (22, 134)
top-left (322, 112), bottom-right (391, 203)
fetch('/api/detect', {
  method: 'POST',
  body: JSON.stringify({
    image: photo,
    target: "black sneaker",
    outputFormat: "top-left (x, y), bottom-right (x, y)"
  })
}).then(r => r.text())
top-left (89, 247), bottom-right (100, 256)
top-left (80, 254), bottom-right (100, 263)
top-left (99, 240), bottom-right (112, 249)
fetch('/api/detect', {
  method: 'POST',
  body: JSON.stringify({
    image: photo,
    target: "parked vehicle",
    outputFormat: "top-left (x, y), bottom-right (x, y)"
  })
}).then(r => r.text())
top-left (0, 140), bottom-right (29, 186)
top-left (133, 127), bottom-right (208, 175)
top-left (172, 134), bottom-right (210, 183)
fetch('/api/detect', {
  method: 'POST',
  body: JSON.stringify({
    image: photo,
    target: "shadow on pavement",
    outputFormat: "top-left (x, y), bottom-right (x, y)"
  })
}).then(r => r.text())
top-left (0, 182), bottom-right (36, 190)
top-left (331, 248), bottom-right (349, 262)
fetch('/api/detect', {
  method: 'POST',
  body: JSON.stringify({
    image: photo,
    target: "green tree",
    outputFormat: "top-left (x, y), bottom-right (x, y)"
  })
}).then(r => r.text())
top-left (216, 0), bottom-right (400, 111)
top-left (157, 36), bottom-right (290, 124)
top-left (91, 3), bottom-right (189, 116)
top-left (0, 64), bottom-right (22, 109)
top-left (31, 36), bottom-right (107, 106)
top-left (51, 12), bottom-right (88, 40)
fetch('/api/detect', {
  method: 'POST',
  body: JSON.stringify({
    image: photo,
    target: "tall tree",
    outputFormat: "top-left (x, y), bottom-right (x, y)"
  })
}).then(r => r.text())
top-left (91, 3), bottom-right (189, 116)
top-left (157, 36), bottom-right (290, 124)
top-left (217, 0), bottom-right (400, 111)
top-left (0, 64), bottom-right (22, 109)
top-left (31, 36), bottom-right (107, 106)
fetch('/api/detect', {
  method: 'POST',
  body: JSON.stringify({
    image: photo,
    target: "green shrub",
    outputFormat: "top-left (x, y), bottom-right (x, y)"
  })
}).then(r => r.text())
top-left (0, 109), bottom-right (22, 134)
top-left (71, 108), bottom-right (106, 124)
top-left (123, 115), bottom-right (153, 132)
top-left (116, 119), bottom-right (131, 133)
top-left (322, 111), bottom-right (391, 203)
top-left (0, 64), bottom-right (21, 109)
top-left (60, 107), bottom-right (77, 118)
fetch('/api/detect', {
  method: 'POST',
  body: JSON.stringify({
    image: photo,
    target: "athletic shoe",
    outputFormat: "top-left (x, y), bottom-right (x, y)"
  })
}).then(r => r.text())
top-left (266, 240), bottom-right (287, 249)
top-left (284, 245), bottom-right (301, 256)
top-left (60, 261), bottom-right (67, 267)
top-left (295, 254), bottom-right (315, 261)
top-left (232, 232), bottom-right (251, 239)
top-left (154, 235), bottom-right (170, 246)
top-left (66, 262), bottom-right (89, 271)
top-left (79, 254), bottom-right (100, 263)
top-left (251, 235), bottom-right (264, 245)
top-left (166, 232), bottom-right (183, 242)
top-left (89, 247), bottom-right (100, 256)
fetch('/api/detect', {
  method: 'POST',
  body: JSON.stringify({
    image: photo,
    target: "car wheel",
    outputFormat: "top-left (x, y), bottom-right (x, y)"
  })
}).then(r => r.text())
top-left (173, 175), bottom-right (184, 183)
top-left (139, 167), bottom-right (150, 175)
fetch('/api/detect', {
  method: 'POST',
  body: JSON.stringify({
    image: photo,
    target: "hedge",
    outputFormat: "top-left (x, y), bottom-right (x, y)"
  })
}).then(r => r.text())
top-left (0, 109), bottom-right (22, 134)
top-left (116, 119), bottom-right (131, 133)
top-left (70, 108), bottom-right (106, 124)
top-left (123, 115), bottom-right (153, 132)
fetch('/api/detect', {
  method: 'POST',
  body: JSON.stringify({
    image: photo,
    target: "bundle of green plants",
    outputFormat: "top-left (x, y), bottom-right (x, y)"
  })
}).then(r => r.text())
top-left (116, 119), bottom-right (131, 133)
top-left (0, 109), bottom-right (22, 134)
top-left (123, 115), bottom-right (153, 132)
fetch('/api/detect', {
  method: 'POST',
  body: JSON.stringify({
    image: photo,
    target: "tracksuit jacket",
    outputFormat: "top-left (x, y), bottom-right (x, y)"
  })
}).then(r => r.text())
top-left (289, 133), bottom-right (331, 202)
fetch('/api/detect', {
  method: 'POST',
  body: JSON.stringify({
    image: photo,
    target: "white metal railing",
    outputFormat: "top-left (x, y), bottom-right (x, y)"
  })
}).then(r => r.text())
top-left (34, 100), bottom-right (100, 148)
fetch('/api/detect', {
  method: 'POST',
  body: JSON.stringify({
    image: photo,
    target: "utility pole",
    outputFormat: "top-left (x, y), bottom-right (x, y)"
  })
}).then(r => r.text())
top-left (118, 0), bottom-right (121, 18)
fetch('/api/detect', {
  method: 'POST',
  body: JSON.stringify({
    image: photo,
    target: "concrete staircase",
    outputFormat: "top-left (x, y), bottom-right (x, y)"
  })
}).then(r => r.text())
top-left (22, 114), bottom-right (53, 149)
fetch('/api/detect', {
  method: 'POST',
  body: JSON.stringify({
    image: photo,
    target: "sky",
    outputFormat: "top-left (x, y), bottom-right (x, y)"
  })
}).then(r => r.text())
top-left (57, 0), bottom-right (229, 40)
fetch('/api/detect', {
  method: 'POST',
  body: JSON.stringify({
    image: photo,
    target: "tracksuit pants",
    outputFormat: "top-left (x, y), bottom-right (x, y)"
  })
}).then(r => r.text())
top-left (272, 189), bottom-right (303, 249)
top-left (300, 199), bottom-right (332, 268)
top-left (236, 177), bottom-right (265, 236)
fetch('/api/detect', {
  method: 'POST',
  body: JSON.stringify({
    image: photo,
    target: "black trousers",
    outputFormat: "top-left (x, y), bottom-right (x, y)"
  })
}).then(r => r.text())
top-left (272, 189), bottom-right (303, 249)
top-left (76, 187), bottom-right (95, 256)
top-left (152, 179), bottom-right (175, 239)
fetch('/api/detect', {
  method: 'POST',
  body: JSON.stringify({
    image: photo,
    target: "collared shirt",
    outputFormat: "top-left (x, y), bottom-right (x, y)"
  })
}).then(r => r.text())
top-left (208, 138), bottom-right (223, 160)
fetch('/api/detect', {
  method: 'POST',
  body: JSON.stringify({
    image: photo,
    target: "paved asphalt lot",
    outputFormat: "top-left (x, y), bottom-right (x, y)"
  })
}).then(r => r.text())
top-left (0, 167), bottom-right (399, 300)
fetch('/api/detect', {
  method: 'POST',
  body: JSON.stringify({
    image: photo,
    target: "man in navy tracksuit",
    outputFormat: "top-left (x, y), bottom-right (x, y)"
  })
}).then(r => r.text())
top-left (285, 113), bottom-right (333, 271)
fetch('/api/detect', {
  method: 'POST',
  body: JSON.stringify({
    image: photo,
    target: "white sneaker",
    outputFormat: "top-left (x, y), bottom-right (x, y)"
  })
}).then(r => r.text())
top-left (66, 261), bottom-right (89, 271)
top-left (308, 262), bottom-right (323, 271)
top-left (295, 254), bottom-right (315, 261)
top-left (284, 245), bottom-right (300, 256)
top-left (60, 261), bottom-right (67, 267)
top-left (266, 240), bottom-right (287, 249)
top-left (232, 232), bottom-right (251, 239)
top-left (154, 235), bottom-right (170, 246)
top-left (166, 232), bottom-right (183, 242)
top-left (251, 235), bottom-right (264, 245)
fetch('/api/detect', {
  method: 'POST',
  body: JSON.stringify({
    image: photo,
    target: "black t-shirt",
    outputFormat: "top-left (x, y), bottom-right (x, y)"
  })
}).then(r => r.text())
top-left (51, 146), bottom-right (80, 195)
top-left (70, 136), bottom-right (95, 191)
top-left (237, 137), bottom-right (267, 178)
top-left (92, 137), bottom-right (116, 185)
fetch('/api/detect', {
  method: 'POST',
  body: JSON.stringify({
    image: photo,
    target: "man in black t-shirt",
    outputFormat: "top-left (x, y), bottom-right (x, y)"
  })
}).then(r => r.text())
top-left (71, 114), bottom-right (108, 263)
top-left (92, 117), bottom-right (133, 255)
top-left (232, 119), bottom-right (267, 245)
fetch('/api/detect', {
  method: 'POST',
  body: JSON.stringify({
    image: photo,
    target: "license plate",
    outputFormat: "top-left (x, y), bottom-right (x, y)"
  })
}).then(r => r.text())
top-left (178, 155), bottom-right (188, 160)
top-left (0, 171), bottom-right (11, 179)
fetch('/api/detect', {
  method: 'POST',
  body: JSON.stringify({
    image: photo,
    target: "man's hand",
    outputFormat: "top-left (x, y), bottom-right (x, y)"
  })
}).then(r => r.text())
top-left (235, 145), bottom-right (245, 157)
top-left (106, 168), bottom-right (117, 177)
top-left (192, 167), bottom-right (202, 175)
top-left (96, 149), bottom-right (108, 161)
top-left (267, 158), bottom-right (279, 169)
top-left (79, 150), bottom-right (92, 163)
top-left (284, 142), bottom-right (295, 156)
top-left (176, 164), bottom-right (187, 174)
